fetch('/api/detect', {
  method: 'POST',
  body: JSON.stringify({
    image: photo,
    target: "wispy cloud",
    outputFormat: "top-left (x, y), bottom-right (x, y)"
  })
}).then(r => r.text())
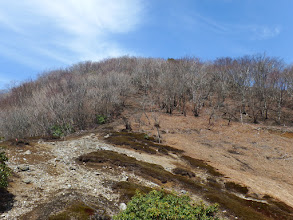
top-left (250, 26), bottom-right (281, 40)
top-left (182, 13), bottom-right (281, 40)
top-left (0, 0), bottom-right (144, 69)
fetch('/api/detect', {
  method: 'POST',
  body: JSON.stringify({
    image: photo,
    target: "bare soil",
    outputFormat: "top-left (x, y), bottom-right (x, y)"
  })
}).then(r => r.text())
top-left (127, 110), bottom-right (293, 209)
top-left (1, 107), bottom-right (293, 219)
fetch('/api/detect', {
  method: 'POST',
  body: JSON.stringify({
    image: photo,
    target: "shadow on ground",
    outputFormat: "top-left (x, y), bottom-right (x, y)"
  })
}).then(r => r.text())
top-left (0, 188), bottom-right (14, 213)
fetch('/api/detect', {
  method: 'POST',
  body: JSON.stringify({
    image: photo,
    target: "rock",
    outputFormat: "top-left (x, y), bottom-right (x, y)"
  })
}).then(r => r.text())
top-left (94, 172), bottom-right (101, 176)
top-left (22, 178), bottom-right (32, 184)
top-left (119, 203), bottom-right (127, 211)
top-left (181, 190), bottom-right (187, 194)
top-left (104, 134), bottom-right (110, 138)
top-left (18, 165), bottom-right (30, 172)
top-left (23, 150), bottom-right (31, 155)
top-left (90, 133), bottom-right (95, 138)
top-left (69, 166), bottom-right (77, 171)
top-left (121, 175), bottom-right (129, 181)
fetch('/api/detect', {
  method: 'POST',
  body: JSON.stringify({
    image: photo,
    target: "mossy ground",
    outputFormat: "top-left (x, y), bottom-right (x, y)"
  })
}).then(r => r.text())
top-left (48, 202), bottom-right (96, 220)
top-left (224, 181), bottom-right (249, 194)
top-left (105, 131), bottom-right (184, 155)
top-left (181, 155), bottom-right (224, 177)
top-left (78, 149), bottom-right (293, 220)
top-left (20, 192), bottom-right (115, 220)
top-left (111, 181), bottom-right (153, 203)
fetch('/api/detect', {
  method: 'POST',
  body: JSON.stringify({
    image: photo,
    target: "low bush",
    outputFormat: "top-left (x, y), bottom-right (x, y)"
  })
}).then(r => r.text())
top-left (51, 124), bottom-right (74, 138)
top-left (96, 115), bottom-right (107, 125)
top-left (114, 190), bottom-right (219, 220)
top-left (0, 151), bottom-right (10, 188)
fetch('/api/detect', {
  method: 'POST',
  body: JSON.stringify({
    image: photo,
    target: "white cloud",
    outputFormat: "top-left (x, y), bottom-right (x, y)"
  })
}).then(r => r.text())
top-left (251, 26), bottom-right (281, 40)
top-left (0, 0), bottom-right (144, 68)
top-left (182, 13), bottom-right (281, 41)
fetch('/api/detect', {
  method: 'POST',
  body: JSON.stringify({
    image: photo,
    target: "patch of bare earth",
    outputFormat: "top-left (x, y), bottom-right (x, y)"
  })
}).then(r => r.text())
top-left (1, 110), bottom-right (293, 219)
top-left (128, 111), bottom-right (293, 208)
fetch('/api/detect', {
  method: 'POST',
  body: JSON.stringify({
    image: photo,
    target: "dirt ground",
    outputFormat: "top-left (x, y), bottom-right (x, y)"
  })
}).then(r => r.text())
top-left (1, 106), bottom-right (293, 219)
top-left (128, 110), bottom-right (293, 208)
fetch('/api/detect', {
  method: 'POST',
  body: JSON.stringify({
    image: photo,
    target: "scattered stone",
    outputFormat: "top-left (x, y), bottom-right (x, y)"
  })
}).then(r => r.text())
top-left (22, 178), bottom-right (32, 184)
top-left (119, 203), bottom-right (127, 211)
top-left (69, 166), bottom-right (77, 171)
top-left (18, 165), bottom-right (30, 172)
top-left (121, 175), bottom-right (129, 181)
top-left (37, 139), bottom-right (44, 144)
top-left (90, 133), bottom-right (95, 138)
top-left (94, 172), bottom-right (101, 176)
top-left (23, 150), bottom-right (32, 155)
top-left (181, 190), bottom-right (187, 194)
top-left (104, 134), bottom-right (110, 138)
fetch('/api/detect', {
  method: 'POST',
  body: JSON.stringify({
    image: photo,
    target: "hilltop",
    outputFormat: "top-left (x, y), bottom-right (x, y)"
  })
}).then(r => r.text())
top-left (0, 56), bottom-right (293, 219)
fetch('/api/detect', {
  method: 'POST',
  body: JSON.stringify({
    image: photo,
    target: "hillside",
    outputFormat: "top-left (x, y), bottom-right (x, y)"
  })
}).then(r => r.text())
top-left (0, 56), bottom-right (293, 140)
top-left (0, 56), bottom-right (293, 219)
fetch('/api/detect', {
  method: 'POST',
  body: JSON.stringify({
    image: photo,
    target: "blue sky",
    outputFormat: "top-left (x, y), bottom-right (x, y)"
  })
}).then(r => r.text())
top-left (0, 0), bottom-right (292, 88)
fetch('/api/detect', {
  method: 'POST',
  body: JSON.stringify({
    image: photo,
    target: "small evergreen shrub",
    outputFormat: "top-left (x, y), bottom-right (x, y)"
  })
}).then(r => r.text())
top-left (51, 124), bottom-right (74, 138)
top-left (143, 134), bottom-right (149, 140)
top-left (0, 151), bottom-right (10, 188)
top-left (114, 190), bottom-right (219, 220)
top-left (96, 115), bottom-right (107, 125)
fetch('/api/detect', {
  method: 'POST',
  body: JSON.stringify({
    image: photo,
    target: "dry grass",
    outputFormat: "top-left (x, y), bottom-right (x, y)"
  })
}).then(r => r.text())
top-left (126, 109), bottom-right (293, 209)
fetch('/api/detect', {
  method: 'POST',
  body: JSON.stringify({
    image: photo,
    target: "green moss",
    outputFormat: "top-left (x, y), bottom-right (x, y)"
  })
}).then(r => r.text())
top-left (263, 195), bottom-right (293, 216)
top-left (181, 155), bottom-right (224, 177)
top-left (49, 202), bottom-right (95, 220)
top-left (111, 181), bottom-right (152, 202)
top-left (172, 167), bottom-right (195, 178)
top-left (79, 150), bottom-right (293, 220)
top-left (224, 181), bottom-right (249, 194)
top-left (206, 177), bottom-right (222, 190)
top-left (204, 191), bottom-right (268, 220)
top-left (78, 150), bottom-right (200, 187)
top-left (205, 190), bottom-right (293, 220)
top-left (105, 131), bottom-right (184, 155)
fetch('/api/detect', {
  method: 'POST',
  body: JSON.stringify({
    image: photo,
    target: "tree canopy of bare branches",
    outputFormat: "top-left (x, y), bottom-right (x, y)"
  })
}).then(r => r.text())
top-left (0, 55), bottom-right (292, 139)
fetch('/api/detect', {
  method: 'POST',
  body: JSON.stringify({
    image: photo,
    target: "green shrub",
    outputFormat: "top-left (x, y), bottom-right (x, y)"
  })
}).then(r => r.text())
top-left (143, 134), bottom-right (149, 140)
top-left (114, 190), bottom-right (219, 220)
top-left (96, 115), bottom-right (107, 125)
top-left (51, 123), bottom-right (74, 138)
top-left (0, 151), bottom-right (10, 188)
